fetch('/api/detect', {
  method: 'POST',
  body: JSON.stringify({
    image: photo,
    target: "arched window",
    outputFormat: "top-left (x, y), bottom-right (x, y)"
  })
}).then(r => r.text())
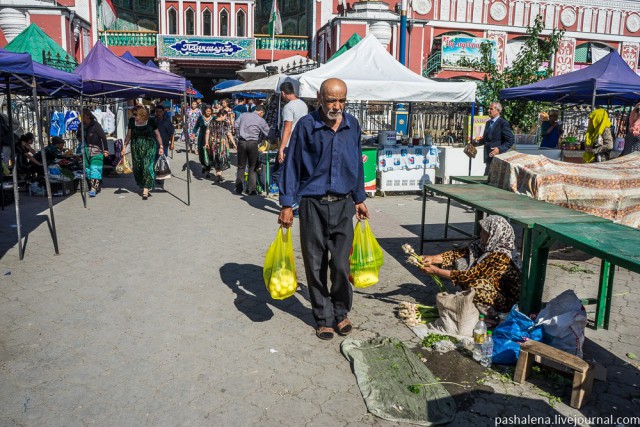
top-left (219, 9), bottom-right (229, 37)
top-left (203, 9), bottom-right (212, 36)
top-left (236, 9), bottom-right (246, 37)
top-left (185, 8), bottom-right (195, 35)
top-left (168, 8), bottom-right (177, 34)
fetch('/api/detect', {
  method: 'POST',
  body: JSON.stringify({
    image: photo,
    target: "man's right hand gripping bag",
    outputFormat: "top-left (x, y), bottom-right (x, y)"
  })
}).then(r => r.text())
top-left (263, 227), bottom-right (298, 300)
top-left (349, 220), bottom-right (384, 288)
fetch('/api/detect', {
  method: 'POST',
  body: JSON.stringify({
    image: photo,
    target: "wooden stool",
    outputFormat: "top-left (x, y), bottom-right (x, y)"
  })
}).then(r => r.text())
top-left (514, 340), bottom-right (594, 409)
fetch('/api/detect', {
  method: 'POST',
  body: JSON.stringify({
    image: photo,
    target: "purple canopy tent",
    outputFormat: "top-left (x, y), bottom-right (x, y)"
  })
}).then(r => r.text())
top-left (500, 51), bottom-right (640, 107)
top-left (75, 41), bottom-right (186, 98)
top-left (75, 42), bottom-right (193, 205)
top-left (0, 49), bottom-right (82, 259)
top-left (120, 51), bottom-right (145, 66)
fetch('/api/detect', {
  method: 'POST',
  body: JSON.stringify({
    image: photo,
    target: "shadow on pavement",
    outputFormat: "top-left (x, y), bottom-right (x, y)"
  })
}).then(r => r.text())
top-left (220, 262), bottom-right (315, 327)
top-left (0, 191), bottom-right (69, 259)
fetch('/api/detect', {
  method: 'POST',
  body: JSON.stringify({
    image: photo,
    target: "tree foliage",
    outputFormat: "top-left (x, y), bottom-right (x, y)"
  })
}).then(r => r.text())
top-left (457, 16), bottom-right (565, 132)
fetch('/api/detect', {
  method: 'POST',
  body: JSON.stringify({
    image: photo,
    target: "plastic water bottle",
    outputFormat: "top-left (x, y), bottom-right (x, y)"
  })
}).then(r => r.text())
top-left (480, 331), bottom-right (494, 368)
top-left (472, 314), bottom-right (487, 362)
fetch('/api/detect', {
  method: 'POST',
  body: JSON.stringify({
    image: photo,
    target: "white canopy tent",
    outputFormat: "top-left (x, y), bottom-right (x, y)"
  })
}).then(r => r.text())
top-left (218, 73), bottom-right (283, 94)
top-left (236, 55), bottom-right (316, 81)
top-left (278, 35), bottom-right (476, 103)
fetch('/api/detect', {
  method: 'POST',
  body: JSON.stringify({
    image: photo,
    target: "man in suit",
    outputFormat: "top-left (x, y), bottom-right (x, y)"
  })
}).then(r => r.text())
top-left (475, 102), bottom-right (515, 175)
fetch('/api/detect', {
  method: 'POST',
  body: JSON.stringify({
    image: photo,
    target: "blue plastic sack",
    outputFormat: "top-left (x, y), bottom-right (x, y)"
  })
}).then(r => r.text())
top-left (492, 305), bottom-right (543, 365)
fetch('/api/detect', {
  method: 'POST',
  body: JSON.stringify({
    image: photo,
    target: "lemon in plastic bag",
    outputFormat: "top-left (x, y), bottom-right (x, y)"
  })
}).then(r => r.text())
top-left (349, 220), bottom-right (384, 288)
top-left (263, 227), bottom-right (298, 300)
top-left (116, 157), bottom-right (132, 174)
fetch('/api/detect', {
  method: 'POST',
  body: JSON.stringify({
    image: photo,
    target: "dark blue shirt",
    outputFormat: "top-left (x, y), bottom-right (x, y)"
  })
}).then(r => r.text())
top-left (279, 110), bottom-right (366, 207)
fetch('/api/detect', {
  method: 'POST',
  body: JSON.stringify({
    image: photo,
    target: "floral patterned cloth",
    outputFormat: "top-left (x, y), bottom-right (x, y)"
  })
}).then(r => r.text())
top-left (181, 108), bottom-right (202, 144)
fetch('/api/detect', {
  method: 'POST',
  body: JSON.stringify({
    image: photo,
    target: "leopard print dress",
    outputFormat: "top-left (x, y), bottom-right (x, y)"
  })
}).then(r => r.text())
top-left (440, 215), bottom-right (522, 312)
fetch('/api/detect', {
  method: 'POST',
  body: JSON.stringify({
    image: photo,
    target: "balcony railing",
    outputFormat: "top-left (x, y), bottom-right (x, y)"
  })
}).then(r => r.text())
top-left (423, 51), bottom-right (442, 77)
top-left (255, 35), bottom-right (308, 51)
top-left (98, 31), bottom-right (158, 47)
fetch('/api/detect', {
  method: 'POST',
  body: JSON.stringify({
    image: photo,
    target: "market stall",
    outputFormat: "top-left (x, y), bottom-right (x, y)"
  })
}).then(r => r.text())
top-left (280, 35), bottom-right (477, 193)
top-left (74, 41), bottom-right (190, 204)
top-left (1, 48), bottom-right (83, 259)
top-left (220, 36), bottom-right (477, 195)
top-left (500, 51), bottom-right (640, 162)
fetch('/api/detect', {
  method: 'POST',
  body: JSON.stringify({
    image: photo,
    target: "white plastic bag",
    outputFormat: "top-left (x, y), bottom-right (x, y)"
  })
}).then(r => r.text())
top-left (535, 290), bottom-right (587, 358)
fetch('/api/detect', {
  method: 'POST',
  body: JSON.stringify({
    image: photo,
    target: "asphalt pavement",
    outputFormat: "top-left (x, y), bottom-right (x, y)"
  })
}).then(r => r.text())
top-left (0, 144), bottom-right (638, 426)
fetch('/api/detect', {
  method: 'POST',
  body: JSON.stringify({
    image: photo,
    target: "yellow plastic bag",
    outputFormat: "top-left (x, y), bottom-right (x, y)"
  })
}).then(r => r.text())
top-left (116, 157), bottom-right (132, 174)
top-left (263, 227), bottom-right (298, 300)
top-left (349, 220), bottom-right (384, 288)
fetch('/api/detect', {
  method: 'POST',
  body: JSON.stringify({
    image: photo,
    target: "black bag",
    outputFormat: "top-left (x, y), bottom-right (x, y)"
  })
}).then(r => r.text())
top-left (154, 155), bottom-right (171, 180)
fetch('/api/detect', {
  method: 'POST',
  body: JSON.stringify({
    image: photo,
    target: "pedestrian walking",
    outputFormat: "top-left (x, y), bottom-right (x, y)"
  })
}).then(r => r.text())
top-left (195, 105), bottom-right (215, 178)
top-left (182, 101), bottom-right (202, 155)
top-left (206, 109), bottom-right (236, 182)
top-left (234, 105), bottom-right (269, 195)
top-left (278, 78), bottom-right (369, 340)
top-left (79, 109), bottom-right (109, 197)
top-left (122, 105), bottom-right (164, 200)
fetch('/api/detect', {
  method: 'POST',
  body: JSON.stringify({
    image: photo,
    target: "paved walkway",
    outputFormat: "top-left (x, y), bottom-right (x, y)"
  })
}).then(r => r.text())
top-left (0, 146), bottom-right (638, 426)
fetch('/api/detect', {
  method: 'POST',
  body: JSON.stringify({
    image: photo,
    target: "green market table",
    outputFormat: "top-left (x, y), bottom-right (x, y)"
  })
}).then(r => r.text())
top-left (527, 222), bottom-right (640, 329)
top-left (448, 175), bottom-right (489, 184)
top-left (420, 184), bottom-right (612, 314)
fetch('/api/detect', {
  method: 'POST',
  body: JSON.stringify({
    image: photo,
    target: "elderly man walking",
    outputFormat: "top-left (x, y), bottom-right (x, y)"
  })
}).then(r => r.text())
top-left (278, 78), bottom-right (369, 341)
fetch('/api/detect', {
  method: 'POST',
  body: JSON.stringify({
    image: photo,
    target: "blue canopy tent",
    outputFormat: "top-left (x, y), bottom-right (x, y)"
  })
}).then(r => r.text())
top-left (146, 60), bottom-right (159, 69)
top-left (0, 49), bottom-right (82, 259)
top-left (212, 80), bottom-right (244, 91)
top-left (500, 51), bottom-right (640, 107)
top-left (231, 92), bottom-right (267, 99)
top-left (120, 51), bottom-right (145, 66)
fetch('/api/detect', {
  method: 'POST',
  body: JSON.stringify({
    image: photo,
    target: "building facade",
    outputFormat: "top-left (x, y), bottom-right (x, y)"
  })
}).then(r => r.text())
top-left (314, 0), bottom-right (640, 79)
top-left (0, 0), bottom-right (93, 63)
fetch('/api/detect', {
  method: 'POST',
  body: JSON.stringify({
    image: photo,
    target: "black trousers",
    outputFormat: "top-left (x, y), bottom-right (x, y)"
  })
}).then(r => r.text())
top-left (235, 139), bottom-right (258, 193)
top-left (299, 196), bottom-right (356, 327)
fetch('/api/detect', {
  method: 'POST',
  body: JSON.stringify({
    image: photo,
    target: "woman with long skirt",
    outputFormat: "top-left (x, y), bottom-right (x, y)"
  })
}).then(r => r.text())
top-left (194, 105), bottom-right (215, 178)
top-left (182, 101), bottom-right (202, 155)
top-left (122, 105), bottom-right (163, 200)
top-left (206, 109), bottom-right (236, 182)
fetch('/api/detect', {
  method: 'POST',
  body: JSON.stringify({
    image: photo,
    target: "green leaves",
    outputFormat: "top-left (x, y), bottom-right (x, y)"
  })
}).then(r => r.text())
top-left (456, 15), bottom-right (565, 132)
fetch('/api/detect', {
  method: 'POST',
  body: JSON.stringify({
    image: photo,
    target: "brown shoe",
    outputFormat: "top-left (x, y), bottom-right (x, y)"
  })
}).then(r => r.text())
top-left (337, 318), bottom-right (353, 336)
top-left (316, 326), bottom-right (334, 340)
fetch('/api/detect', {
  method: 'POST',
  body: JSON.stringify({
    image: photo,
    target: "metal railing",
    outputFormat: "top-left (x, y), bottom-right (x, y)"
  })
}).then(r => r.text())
top-left (423, 51), bottom-right (442, 77)
top-left (345, 101), bottom-right (471, 143)
top-left (255, 35), bottom-right (308, 51)
top-left (98, 31), bottom-right (158, 47)
top-left (42, 51), bottom-right (78, 73)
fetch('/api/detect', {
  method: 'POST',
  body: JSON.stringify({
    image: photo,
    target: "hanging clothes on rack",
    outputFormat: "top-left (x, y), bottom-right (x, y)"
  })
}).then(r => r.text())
top-left (50, 110), bottom-right (66, 137)
top-left (102, 106), bottom-right (116, 134)
top-left (64, 109), bottom-right (80, 133)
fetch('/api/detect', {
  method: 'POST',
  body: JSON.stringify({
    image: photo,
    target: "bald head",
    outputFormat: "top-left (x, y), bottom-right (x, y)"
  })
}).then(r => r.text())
top-left (318, 78), bottom-right (347, 123)
top-left (319, 78), bottom-right (347, 98)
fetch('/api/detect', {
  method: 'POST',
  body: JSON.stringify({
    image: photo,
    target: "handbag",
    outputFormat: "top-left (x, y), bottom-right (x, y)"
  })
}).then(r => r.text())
top-left (154, 155), bottom-right (171, 179)
top-left (463, 142), bottom-right (477, 159)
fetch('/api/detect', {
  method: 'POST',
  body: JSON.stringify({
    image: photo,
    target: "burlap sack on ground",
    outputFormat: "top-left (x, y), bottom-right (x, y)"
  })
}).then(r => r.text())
top-left (426, 290), bottom-right (479, 337)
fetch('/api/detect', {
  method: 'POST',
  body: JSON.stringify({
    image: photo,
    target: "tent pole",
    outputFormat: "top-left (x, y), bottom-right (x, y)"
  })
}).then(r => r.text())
top-left (7, 77), bottom-right (24, 260)
top-left (32, 78), bottom-right (59, 254)
top-left (183, 92), bottom-right (191, 206)
top-left (79, 94), bottom-right (87, 208)
top-left (591, 84), bottom-right (597, 110)
top-left (469, 102), bottom-right (475, 176)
